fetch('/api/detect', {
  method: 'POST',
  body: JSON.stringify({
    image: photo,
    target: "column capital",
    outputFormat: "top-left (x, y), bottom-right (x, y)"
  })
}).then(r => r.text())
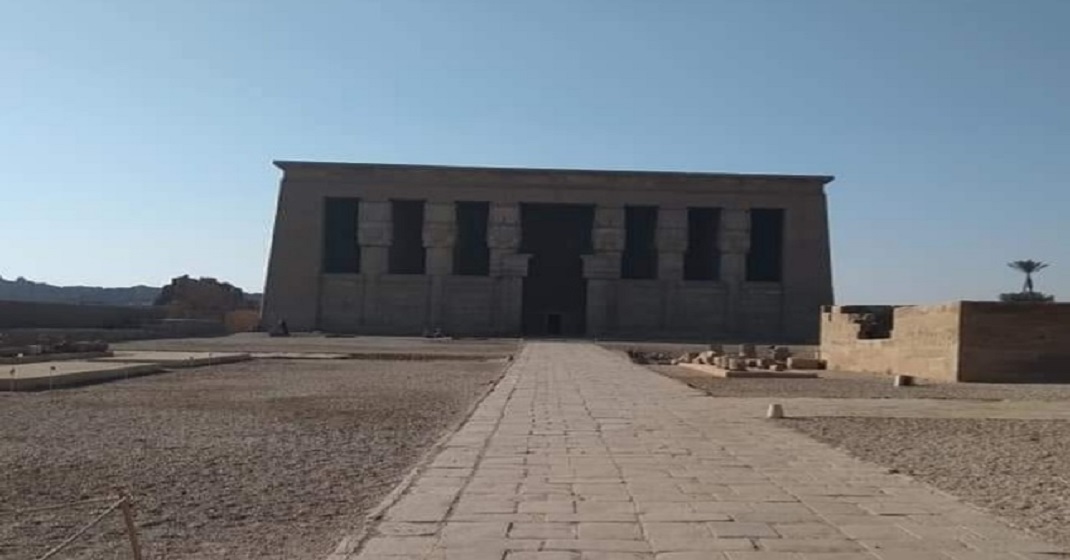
top-left (489, 202), bottom-right (520, 225)
top-left (718, 208), bottom-right (750, 254)
top-left (487, 225), bottom-right (521, 250)
top-left (594, 205), bottom-right (625, 228)
top-left (358, 200), bottom-right (392, 248)
top-left (423, 202), bottom-right (456, 249)
top-left (656, 226), bottom-right (687, 253)
top-left (721, 207), bottom-right (750, 232)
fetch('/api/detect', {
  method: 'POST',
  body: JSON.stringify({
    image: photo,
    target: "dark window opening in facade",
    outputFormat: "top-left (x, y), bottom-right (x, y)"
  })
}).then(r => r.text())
top-left (621, 206), bottom-right (658, 279)
top-left (389, 200), bottom-right (426, 274)
top-left (747, 208), bottom-right (785, 282)
top-left (454, 201), bottom-right (490, 276)
top-left (684, 207), bottom-right (720, 280)
top-left (322, 198), bottom-right (360, 274)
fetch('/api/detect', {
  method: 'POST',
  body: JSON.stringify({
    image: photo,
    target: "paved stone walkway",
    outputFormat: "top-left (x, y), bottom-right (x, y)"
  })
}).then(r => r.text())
top-left (339, 342), bottom-right (1065, 560)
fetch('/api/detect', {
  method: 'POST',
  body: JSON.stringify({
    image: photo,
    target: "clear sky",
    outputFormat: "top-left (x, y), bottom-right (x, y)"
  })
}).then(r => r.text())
top-left (2, 0), bottom-right (1067, 303)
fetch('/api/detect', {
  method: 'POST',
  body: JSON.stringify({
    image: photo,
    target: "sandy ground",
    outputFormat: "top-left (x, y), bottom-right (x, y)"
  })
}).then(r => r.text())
top-left (645, 363), bottom-right (1070, 548)
top-left (649, 364), bottom-right (1070, 401)
top-left (786, 417), bottom-right (1070, 548)
top-left (0, 358), bottom-right (506, 560)
top-left (115, 334), bottom-right (519, 358)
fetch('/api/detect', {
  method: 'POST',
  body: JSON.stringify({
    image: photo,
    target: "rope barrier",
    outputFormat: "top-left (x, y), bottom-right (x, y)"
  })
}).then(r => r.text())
top-left (4, 493), bottom-right (143, 560)
top-left (0, 496), bottom-right (118, 517)
top-left (34, 498), bottom-right (125, 560)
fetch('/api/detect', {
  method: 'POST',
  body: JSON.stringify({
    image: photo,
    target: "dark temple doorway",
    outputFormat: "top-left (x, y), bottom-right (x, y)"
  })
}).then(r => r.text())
top-left (520, 203), bottom-right (594, 337)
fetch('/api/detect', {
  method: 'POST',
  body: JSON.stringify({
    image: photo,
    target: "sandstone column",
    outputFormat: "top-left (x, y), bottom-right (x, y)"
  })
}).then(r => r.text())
top-left (358, 199), bottom-right (392, 326)
top-left (583, 205), bottom-right (624, 337)
top-left (487, 203), bottom-right (528, 335)
top-left (656, 207), bottom-right (688, 329)
top-left (718, 207), bottom-right (750, 338)
top-left (423, 201), bottom-right (456, 330)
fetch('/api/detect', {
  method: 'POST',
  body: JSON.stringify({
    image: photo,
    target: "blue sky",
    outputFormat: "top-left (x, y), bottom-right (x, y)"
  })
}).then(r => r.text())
top-left (2, 0), bottom-right (1067, 303)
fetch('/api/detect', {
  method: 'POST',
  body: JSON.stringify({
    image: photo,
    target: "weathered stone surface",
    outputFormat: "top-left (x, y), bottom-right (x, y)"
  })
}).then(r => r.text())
top-left (262, 162), bottom-right (835, 340)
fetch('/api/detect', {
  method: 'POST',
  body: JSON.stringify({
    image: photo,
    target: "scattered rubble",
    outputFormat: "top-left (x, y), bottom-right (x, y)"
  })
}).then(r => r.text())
top-left (663, 345), bottom-right (827, 373)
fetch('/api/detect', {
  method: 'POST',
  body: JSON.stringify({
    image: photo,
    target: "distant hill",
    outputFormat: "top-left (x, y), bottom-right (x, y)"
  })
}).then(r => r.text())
top-left (0, 276), bottom-right (161, 306)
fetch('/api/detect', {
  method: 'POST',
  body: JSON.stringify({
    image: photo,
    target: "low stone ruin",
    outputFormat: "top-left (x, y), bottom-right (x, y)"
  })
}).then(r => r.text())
top-left (0, 334), bottom-right (111, 364)
top-left (627, 350), bottom-right (675, 365)
top-left (672, 344), bottom-right (826, 373)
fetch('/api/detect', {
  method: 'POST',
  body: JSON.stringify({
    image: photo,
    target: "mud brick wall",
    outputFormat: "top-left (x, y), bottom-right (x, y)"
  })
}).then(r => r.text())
top-left (0, 300), bottom-right (165, 330)
top-left (958, 302), bottom-right (1070, 382)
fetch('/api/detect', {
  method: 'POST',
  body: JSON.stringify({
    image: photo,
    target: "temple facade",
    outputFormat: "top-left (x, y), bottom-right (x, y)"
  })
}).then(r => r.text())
top-left (261, 162), bottom-right (835, 342)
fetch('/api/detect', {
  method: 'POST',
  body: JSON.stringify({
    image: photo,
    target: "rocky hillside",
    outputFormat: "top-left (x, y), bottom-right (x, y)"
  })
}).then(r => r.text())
top-left (0, 276), bottom-right (160, 306)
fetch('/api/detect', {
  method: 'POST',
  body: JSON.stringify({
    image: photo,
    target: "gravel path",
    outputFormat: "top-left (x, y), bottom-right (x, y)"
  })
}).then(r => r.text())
top-left (786, 417), bottom-right (1070, 548)
top-left (650, 364), bottom-right (1070, 401)
top-left (0, 359), bottom-right (505, 560)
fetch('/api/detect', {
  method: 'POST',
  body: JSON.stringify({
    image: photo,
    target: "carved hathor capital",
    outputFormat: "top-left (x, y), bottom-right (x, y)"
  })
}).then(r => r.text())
top-left (718, 208), bottom-right (751, 254)
top-left (487, 225), bottom-right (521, 251)
top-left (422, 202), bottom-right (456, 249)
top-left (358, 222), bottom-right (392, 247)
top-left (422, 222), bottom-right (456, 248)
top-left (594, 205), bottom-right (624, 228)
top-left (721, 207), bottom-right (750, 232)
top-left (656, 226), bottom-right (687, 254)
top-left (656, 207), bottom-right (688, 254)
top-left (358, 200), bottom-right (392, 247)
top-left (489, 202), bottom-right (520, 225)
top-left (592, 227), bottom-right (625, 253)
top-left (718, 231), bottom-right (750, 254)
top-left (361, 200), bottom-right (391, 222)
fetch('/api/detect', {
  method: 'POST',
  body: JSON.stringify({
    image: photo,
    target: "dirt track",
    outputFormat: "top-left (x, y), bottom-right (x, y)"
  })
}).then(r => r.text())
top-left (0, 358), bottom-right (505, 560)
top-left (650, 364), bottom-right (1070, 401)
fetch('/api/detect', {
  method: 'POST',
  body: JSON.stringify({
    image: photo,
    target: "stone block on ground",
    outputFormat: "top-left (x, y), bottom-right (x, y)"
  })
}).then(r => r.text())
top-left (697, 350), bottom-right (718, 365)
top-left (726, 358), bottom-right (748, 372)
top-left (787, 357), bottom-right (825, 370)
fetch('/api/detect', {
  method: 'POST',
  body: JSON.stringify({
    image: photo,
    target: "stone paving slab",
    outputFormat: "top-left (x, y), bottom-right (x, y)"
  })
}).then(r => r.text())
top-left (337, 342), bottom-right (1066, 560)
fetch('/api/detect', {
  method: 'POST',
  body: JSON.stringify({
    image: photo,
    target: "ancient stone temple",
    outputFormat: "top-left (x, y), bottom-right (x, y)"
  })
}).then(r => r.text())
top-left (261, 162), bottom-right (835, 342)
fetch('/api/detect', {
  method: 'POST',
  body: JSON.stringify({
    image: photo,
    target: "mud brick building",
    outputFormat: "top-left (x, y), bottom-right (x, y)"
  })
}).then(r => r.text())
top-left (262, 162), bottom-right (835, 341)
